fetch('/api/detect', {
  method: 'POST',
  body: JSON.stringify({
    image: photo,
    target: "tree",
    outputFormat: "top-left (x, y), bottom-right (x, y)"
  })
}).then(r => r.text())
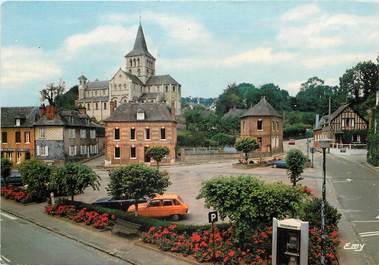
top-left (51, 163), bottom-right (100, 201)
top-left (197, 175), bottom-right (306, 239)
top-left (145, 146), bottom-right (170, 170)
top-left (286, 149), bottom-right (307, 186)
top-left (18, 160), bottom-right (53, 202)
top-left (235, 137), bottom-right (259, 163)
top-left (107, 164), bottom-right (170, 216)
top-left (1, 158), bottom-right (12, 181)
top-left (40, 80), bottom-right (65, 105)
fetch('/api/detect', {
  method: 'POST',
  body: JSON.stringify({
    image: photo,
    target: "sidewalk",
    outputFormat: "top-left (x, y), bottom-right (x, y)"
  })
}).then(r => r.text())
top-left (1, 200), bottom-right (194, 265)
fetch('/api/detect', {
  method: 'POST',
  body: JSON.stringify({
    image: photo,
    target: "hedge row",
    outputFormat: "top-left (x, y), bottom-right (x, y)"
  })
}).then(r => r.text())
top-left (63, 200), bottom-right (230, 233)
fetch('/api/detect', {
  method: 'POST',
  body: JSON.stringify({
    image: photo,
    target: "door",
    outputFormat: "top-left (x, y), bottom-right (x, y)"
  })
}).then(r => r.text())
top-left (143, 199), bottom-right (161, 217)
top-left (25, 152), bottom-right (31, 160)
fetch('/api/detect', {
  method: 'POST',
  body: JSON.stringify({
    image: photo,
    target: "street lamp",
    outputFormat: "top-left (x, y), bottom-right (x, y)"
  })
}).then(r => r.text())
top-left (318, 138), bottom-right (332, 265)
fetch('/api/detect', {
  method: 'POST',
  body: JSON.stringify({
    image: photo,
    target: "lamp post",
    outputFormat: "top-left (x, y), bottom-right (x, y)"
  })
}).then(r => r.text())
top-left (318, 138), bottom-right (332, 265)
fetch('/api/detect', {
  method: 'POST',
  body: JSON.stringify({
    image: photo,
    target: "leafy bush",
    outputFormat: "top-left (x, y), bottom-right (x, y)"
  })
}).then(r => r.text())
top-left (367, 128), bottom-right (379, 166)
top-left (197, 176), bottom-right (306, 239)
top-left (235, 137), bottom-right (259, 163)
top-left (145, 146), bottom-right (170, 169)
top-left (300, 198), bottom-right (342, 228)
top-left (286, 149), bottom-right (307, 186)
top-left (1, 158), bottom-right (12, 180)
top-left (211, 133), bottom-right (236, 147)
top-left (18, 160), bottom-right (53, 202)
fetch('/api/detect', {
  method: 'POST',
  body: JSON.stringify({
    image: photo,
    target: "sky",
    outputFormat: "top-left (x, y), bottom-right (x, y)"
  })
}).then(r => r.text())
top-left (1, 1), bottom-right (378, 106)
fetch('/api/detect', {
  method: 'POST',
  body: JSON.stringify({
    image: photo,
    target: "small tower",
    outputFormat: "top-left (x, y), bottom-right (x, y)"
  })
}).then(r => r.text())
top-left (78, 74), bottom-right (87, 100)
top-left (125, 23), bottom-right (155, 83)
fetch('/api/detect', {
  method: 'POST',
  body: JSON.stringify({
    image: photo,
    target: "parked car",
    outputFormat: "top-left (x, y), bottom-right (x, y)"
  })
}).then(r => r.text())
top-left (128, 194), bottom-right (189, 220)
top-left (92, 197), bottom-right (147, 211)
top-left (272, 160), bottom-right (288, 169)
top-left (2, 170), bottom-right (23, 186)
top-left (288, 139), bottom-right (296, 145)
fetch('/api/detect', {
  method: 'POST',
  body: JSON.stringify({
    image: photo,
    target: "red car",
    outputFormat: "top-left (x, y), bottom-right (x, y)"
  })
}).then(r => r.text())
top-left (288, 139), bottom-right (296, 145)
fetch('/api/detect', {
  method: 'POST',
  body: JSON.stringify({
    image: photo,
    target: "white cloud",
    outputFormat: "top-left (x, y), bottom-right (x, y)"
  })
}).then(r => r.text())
top-left (282, 81), bottom-right (303, 96)
top-left (63, 25), bottom-right (137, 56)
top-left (1, 46), bottom-right (62, 88)
top-left (223, 47), bottom-right (295, 66)
top-left (301, 53), bottom-right (374, 69)
top-left (280, 3), bottom-right (320, 21)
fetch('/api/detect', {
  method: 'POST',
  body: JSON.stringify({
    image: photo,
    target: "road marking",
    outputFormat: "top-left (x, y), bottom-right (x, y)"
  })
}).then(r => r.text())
top-left (342, 209), bottom-right (362, 213)
top-left (333, 178), bottom-right (352, 183)
top-left (376, 215), bottom-right (379, 219)
top-left (0, 255), bottom-right (10, 262)
top-left (359, 231), bottom-right (379, 238)
top-left (343, 243), bottom-right (365, 251)
top-left (0, 212), bottom-right (17, 220)
top-left (352, 220), bottom-right (379, 223)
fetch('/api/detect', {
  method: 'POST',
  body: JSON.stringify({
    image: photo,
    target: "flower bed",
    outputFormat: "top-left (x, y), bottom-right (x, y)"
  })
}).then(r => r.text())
top-left (143, 223), bottom-right (339, 265)
top-left (45, 203), bottom-right (117, 230)
top-left (1, 185), bottom-right (32, 203)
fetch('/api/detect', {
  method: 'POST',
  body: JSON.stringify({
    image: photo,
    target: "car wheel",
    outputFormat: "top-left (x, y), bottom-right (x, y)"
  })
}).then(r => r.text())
top-left (273, 164), bottom-right (277, 168)
top-left (171, 214), bottom-right (180, 221)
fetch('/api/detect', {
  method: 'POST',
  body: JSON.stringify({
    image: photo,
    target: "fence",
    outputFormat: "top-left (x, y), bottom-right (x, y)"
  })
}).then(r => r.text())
top-left (330, 143), bottom-right (367, 155)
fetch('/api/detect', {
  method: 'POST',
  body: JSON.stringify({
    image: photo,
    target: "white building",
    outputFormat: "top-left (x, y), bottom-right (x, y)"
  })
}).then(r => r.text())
top-left (76, 23), bottom-right (182, 121)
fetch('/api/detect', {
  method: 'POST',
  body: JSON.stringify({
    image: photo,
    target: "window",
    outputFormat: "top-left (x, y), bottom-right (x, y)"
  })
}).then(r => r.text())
top-left (163, 200), bottom-right (173, 206)
top-left (257, 119), bottom-right (263, 131)
top-left (130, 146), bottom-right (136, 158)
top-left (24, 131), bottom-right (30, 143)
top-left (39, 128), bottom-right (45, 138)
top-left (69, 128), bottom-right (75, 138)
top-left (15, 119), bottom-right (21, 126)
top-left (149, 200), bottom-right (160, 207)
top-left (160, 128), bottom-right (166, 140)
top-left (37, 145), bottom-right (49, 157)
top-left (15, 131), bottom-right (21, 143)
top-left (2, 132), bottom-right (7, 143)
top-left (130, 128), bottom-right (136, 140)
top-left (173, 86), bottom-right (176, 92)
top-left (165, 86), bottom-right (168, 92)
top-left (272, 121), bottom-right (275, 131)
top-left (87, 103), bottom-right (90, 110)
top-left (80, 129), bottom-right (86, 138)
top-left (95, 102), bottom-right (99, 110)
top-left (69, 146), bottom-right (77, 156)
top-left (114, 128), bottom-right (120, 140)
top-left (80, 145), bottom-right (87, 155)
top-left (342, 118), bottom-right (355, 129)
top-left (90, 129), bottom-right (96, 139)
top-left (145, 128), bottom-right (150, 140)
top-left (114, 147), bottom-right (120, 159)
top-left (276, 121), bottom-right (279, 131)
top-left (103, 102), bottom-right (107, 110)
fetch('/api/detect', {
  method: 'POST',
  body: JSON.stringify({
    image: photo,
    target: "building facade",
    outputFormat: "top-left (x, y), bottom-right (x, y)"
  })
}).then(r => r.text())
top-left (76, 24), bottom-right (182, 122)
top-left (104, 103), bottom-right (177, 166)
top-left (313, 104), bottom-right (368, 147)
top-left (1, 107), bottom-right (39, 166)
top-left (34, 105), bottom-right (104, 164)
top-left (240, 97), bottom-right (283, 154)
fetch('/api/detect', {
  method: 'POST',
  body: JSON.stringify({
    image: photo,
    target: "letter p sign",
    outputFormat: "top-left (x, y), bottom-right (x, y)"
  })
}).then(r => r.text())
top-left (208, 211), bottom-right (218, 223)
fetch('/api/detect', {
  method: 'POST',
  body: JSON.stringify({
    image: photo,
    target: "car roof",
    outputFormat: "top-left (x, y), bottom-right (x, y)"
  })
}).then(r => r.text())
top-left (154, 194), bottom-right (180, 200)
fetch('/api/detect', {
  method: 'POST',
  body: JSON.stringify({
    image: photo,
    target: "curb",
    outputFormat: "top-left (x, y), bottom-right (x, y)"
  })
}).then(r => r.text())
top-left (135, 241), bottom-right (200, 265)
top-left (1, 208), bottom-right (138, 265)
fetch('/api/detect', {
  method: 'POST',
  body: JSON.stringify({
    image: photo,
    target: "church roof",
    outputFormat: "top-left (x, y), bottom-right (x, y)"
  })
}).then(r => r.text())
top-left (125, 24), bottom-right (155, 59)
top-left (87, 80), bottom-right (109, 89)
top-left (105, 103), bottom-right (176, 122)
top-left (121, 70), bottom-right (144, 85)
top-left (146, 75), bottom-right (179, 86)
top-left (241, 97), bottom-right (282, 118)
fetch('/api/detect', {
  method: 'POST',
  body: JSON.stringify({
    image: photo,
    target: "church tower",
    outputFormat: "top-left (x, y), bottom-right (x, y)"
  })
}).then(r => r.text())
top-left (125, 24), bottom-right (156, 83)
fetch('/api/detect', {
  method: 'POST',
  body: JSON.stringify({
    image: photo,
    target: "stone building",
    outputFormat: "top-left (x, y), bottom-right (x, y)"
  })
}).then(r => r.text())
top-left (240, 97), bottom-right (283, 154)
top-left (34, 105), bottom-right (104, 164)
top-left (76, 23), bottom-right (182, 122)
top-left (104, 102), bottom-right (177, 166)
top-left (1, 107), bottom-right (39, 166)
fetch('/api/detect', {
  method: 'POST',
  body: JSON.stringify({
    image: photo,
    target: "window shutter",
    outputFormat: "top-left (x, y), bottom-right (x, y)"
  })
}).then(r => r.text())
top-left (45, 146), bottom-right (48, 156)
top-left (37, 145), bottom-right (40, 155)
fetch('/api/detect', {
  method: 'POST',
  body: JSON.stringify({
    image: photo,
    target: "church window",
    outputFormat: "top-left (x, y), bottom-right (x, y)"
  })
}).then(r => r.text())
top-left (133, 58), bottom-right (136, 67)
top-left (95, 102), bottom-right (98, 110)
top-left (165, 86), bottom-right (168, 92)
top-left (137, 69), bottom-right (141, 76)
top-left (129, 59), bottom-right (132, 67)
top-left (137, 58), bottom-right (140, 66)
top-left (173, 86), bottom-right (176, 92)
top-left (103, 102), bottom-right (107, 110)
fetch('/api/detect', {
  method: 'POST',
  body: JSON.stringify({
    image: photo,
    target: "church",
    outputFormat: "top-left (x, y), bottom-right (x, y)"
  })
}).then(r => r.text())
top-left (76, 23), bottom-right (182, 121)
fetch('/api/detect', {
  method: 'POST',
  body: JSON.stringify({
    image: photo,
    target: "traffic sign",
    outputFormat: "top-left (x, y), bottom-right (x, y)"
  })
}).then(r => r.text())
top-left (208, 211), bottom-right (218, 223)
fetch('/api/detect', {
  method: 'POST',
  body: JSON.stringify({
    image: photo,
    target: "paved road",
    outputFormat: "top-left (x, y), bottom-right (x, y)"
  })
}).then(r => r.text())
top-left (0, 211), bottom-right (125, 265)
top-left (324, 153), bottom-right (379, 265)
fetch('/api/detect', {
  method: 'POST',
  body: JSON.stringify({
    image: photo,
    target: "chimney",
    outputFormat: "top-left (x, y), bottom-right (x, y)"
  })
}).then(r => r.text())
top-left (78, 105), bottom-right (86, 114)
top-left (46, 105), bottom-right (56, 120)
top-left (39, 104), bottom-right (46, 116)
top-left (315, 114), bottom-right (320, 128)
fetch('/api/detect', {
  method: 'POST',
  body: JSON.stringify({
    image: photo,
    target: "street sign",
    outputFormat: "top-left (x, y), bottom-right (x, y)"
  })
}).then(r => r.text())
top-left (208, 211), bottom-right (218, 223)
top-left (310, 147), bottom-right (315, 154)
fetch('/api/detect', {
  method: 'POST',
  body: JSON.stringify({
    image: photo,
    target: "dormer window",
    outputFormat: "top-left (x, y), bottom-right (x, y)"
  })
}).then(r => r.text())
top-left (15, 119), bottom-right (21, 126)
top-left (137, 109), bottom-right (145, 120)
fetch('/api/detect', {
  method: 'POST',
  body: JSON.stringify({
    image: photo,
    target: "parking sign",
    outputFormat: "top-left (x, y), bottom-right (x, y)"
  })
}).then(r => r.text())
top-left (208, 211), bottom-right (218, 223)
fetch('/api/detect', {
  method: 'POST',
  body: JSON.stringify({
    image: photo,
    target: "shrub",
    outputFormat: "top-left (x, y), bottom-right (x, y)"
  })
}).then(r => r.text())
top-left (286, 149), bottom-right (307, 186)
top-left (300, 198), bottom-right (342, 228)
top-left (18, 160), bottom-right (54, 202)
top-left (145, 146), bottom-right (170, 170)
top-left (1, 158), bottom-right (12, 180)
top-left (197, 176), bottom-right (306, 240)
top-left (211, 133), bottom-right (236, 147)
top-left (235, 137), bottom-right (259, 163)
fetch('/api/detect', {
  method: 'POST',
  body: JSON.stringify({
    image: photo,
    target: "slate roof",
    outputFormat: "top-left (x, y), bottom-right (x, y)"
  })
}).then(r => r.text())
top-left (105, 103), bottom-right (176, 122)
top-left (125, 24), bottom-right (155, 59)
top-left (122, 70), bottom-right (144, 85)
top-left (145, 75), bottom-right (179, 86)
top-left (223, 107), bottom-right (246, 119)
top-left (240, 97), bottom-right (282, 118)
top-left (87, 80), bottom-right (109, 89)
top-left (140, 92), bottom-right (162, 100)
top-left (1, 106), bottom-right (39, 128)
top-left (79, 96), bottom-right (109, 102)
top-left (35, 109), bottom-right (100, 128)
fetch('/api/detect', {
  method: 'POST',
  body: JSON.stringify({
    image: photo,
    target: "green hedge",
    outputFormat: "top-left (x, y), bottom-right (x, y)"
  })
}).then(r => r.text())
top-left (63, 200), bottom-right (230, 233)
top-left (367, 129), bottom-right (379, 166)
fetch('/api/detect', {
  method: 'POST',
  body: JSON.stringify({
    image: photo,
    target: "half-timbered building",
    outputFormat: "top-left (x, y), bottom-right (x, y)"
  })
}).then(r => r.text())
top-left (314, 104), bottom-right (368, 147)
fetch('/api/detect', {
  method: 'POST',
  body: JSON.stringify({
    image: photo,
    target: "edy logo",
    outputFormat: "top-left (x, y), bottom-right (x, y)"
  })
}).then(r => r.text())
top-left (343, 242), bottom-right (365, 252)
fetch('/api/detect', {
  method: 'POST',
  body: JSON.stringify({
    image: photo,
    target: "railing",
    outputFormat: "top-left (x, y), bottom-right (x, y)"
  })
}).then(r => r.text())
top-left (331, 143), bottom-right (367, 150)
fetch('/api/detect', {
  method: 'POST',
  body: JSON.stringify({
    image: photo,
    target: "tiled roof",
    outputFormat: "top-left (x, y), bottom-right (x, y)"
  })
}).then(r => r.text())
top-left (35, 109), bottom-right (101, 128)
top-left (105, 102), bottom-right (175, 122)
top-left (241, 97), bottom-right (282, 118)
top-left (125, 24), bottom-right (155, 59)
top-left (223, 107), bottom-right (246, 119)
top-left (79, 96), bottom-right (109, 102)
top-left (87, 80), bottom-right (109, 89)
top-left (1, 106), bottom-right (39, 128)
top-left (122, 70), bottom-right (144, 85)
top-left (146, 75), bottom-right (179, 86)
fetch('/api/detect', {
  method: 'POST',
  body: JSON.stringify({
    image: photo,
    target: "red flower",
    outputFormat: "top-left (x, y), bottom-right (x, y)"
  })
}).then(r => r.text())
top-left (255, 255), bottom-right (262, 262)
top-left (228, 250), bottom-right (235, 257)
top-left (191, 233), bottom-right (201, 242)
top-left (331, 231), bottom-right (337, 238)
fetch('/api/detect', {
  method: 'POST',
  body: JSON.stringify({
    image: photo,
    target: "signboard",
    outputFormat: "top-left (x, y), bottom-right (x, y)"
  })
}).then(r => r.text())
top-left (208, 211), bottom-right (218, 223)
